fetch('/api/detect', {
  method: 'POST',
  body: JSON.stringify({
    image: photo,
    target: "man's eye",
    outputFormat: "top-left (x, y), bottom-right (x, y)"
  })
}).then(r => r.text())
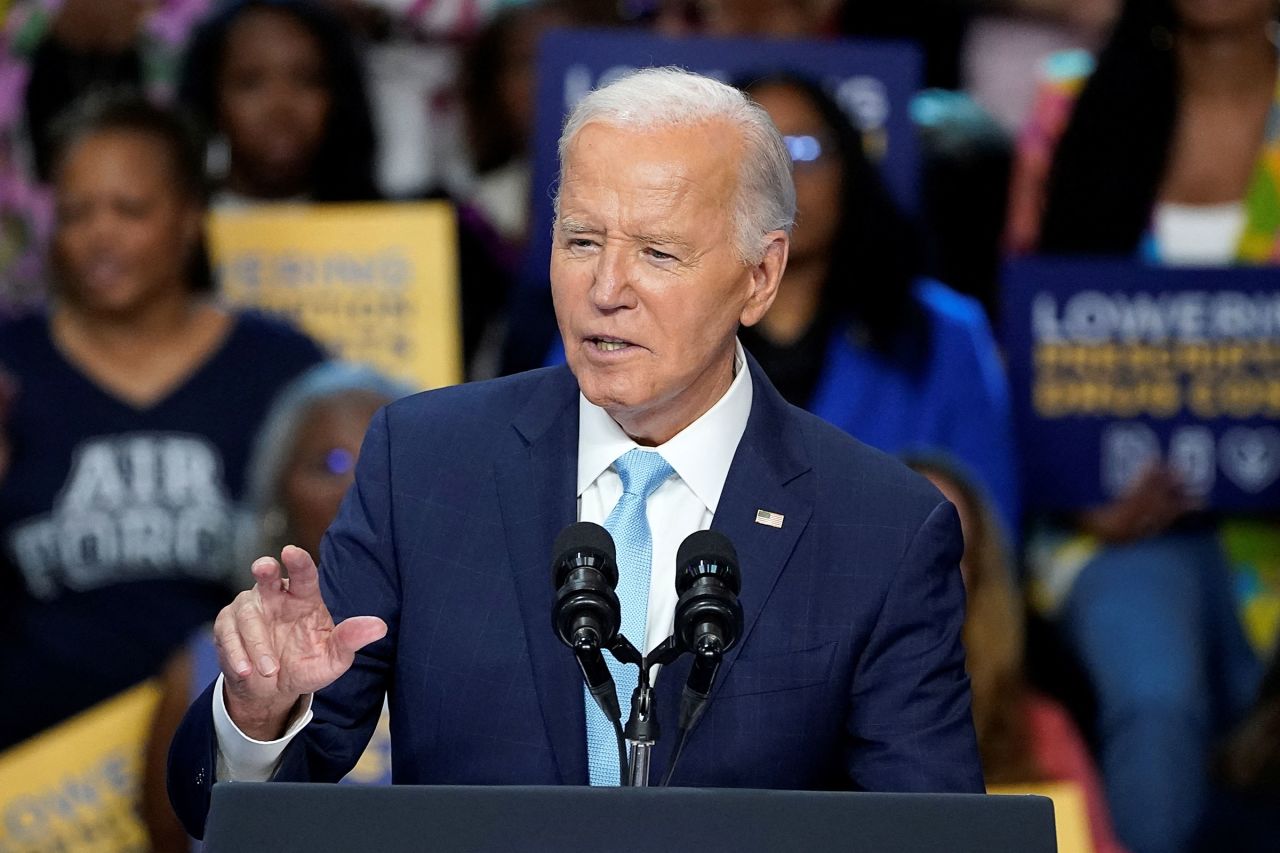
top-left (646, 248), bottom-right (676, 261)
top-left (568, 237), bottom-right (597, 249)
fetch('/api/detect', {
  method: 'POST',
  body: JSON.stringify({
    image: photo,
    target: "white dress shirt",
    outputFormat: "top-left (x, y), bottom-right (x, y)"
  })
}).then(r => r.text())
top-left (212, 341), bottom-right (754, 782)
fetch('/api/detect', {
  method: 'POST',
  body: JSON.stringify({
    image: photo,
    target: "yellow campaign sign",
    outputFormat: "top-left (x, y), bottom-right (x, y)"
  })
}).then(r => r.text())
top-left (0, 681), bottom-right (161, 853)
top-left (209, 201), bottom-right (463, 390)
top-left (988, 782), bottom-right (1093, 853)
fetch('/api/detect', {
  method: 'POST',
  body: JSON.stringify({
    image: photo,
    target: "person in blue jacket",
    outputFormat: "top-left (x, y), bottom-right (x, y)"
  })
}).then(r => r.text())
top-left (741, 74), bottom-right (1019, 536)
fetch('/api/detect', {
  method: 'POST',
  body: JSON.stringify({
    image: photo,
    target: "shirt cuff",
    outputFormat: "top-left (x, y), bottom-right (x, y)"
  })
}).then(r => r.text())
top-left (212, 673), bottom-right (314, 782)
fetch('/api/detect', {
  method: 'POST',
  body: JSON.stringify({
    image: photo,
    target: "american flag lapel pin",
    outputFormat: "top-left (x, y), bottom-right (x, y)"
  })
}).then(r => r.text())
top-left (755, 509), bottom-right (784, 528)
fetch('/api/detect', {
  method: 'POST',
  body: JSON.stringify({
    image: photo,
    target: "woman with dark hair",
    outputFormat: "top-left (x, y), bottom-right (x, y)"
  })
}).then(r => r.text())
top-left (741, 74), bottom-right (1019, 533)
top-left (460, 1), bottom-right (616, 248)
top-left (1009, 0), bottom-right (1279, 261)
top-left (455, 1), bottom-right (587, 376)
top-left (907, 454), bottom-right (1127, 853)
top-left (179, 0), bottom-right (379, 204)
top-left (0, 93), bottom-right (324, 750)
top-left (1005, 4), bottom-right (1276, 851)
top-left (181, 0), bottom-right (525, 378)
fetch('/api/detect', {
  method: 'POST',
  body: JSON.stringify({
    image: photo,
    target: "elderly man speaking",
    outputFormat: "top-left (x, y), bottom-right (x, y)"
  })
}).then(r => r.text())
top-left (168, 68), bottom-right (982, 836)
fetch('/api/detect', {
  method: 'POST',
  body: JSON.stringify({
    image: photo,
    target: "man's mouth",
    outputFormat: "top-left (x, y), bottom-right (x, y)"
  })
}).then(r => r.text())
top-left (588, 337), bottom-right (632, 353)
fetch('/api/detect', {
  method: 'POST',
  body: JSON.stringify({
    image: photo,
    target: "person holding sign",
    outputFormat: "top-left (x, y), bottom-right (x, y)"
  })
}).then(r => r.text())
top-left (0, 94), bottom-right (324, 751)
top-left (1005, 2), bottom-right (1276, 850)
top-left (178, 0), bottom-right (380, 206)
top-left (167, 67), bottom-right (982, 837)
top-left (179, 0), bottom-right (518, 378)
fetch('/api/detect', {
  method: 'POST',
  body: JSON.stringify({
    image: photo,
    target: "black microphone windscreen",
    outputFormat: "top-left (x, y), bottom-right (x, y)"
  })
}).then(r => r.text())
top-left (551, 521), bottom-right (619, 589)
top-left (553, 521), bottom-right (615, 562)
top-left (676, 529), bottom-right (739, 593)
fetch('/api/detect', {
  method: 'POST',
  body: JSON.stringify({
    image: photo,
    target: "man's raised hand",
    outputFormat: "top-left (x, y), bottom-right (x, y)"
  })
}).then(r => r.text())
top-left (214, 545), bottom-right (387, 740)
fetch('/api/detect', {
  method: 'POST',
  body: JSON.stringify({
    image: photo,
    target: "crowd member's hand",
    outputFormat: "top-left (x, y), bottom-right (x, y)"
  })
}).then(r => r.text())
top-left (0, 368), bottom-right (15, 486)
top-left (1080, 462), bottom-right (1199, 545)
top-left (51, 0), bottom-right (152, 53)
top-left (215, 545), bottom-right (387, 740)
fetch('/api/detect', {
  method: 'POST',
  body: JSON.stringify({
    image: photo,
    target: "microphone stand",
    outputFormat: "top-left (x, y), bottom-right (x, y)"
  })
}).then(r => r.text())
top-left (624, 675), bottom-right (657, 787)
top-left (610, 636), bottom-right (682, 787)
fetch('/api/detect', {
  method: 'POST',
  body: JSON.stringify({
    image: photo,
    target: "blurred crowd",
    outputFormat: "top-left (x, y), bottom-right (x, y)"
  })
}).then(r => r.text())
top-left (0, 1), bottom-right (1279, 852)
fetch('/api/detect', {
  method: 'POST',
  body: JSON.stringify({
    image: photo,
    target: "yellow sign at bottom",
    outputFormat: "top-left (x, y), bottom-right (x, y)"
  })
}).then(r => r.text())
top-left (0, 681), bottom-right (161, 853)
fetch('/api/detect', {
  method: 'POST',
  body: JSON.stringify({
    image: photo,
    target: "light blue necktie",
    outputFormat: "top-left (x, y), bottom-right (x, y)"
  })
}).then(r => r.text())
top-left (584, 448), bottom-right (674, 785)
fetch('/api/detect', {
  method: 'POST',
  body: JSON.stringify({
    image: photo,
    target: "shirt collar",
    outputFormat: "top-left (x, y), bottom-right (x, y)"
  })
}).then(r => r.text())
top-left (577, 339), bottom-right (753, 513)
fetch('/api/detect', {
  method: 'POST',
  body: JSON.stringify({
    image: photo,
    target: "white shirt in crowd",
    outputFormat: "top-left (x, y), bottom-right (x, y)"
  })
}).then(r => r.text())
top-left (1152, 200), bottom-right (1247, 266)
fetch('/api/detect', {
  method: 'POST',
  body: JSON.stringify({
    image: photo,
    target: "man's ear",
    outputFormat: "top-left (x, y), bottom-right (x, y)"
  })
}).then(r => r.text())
top-left (740, 231), bottom-right (788, 328)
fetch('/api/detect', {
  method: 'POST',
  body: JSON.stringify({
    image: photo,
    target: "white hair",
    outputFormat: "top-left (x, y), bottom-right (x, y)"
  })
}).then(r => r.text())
top-left (236, 361), bottom-right (413, 569)
top-left (554, 67), bottom-right (795, 265)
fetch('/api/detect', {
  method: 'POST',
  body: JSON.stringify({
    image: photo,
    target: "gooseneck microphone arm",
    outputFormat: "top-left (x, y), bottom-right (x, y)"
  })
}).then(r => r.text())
top-left (573, 631), bottom-right (621, 724)
top-left (680, 630), bottom-right (725, 728)
top-left (662, 529), bottom-right (744, 787)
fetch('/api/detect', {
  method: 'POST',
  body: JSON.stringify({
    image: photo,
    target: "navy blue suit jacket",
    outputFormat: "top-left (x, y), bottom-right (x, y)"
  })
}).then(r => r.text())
top-left (169, 358), bottom-right (982, 836)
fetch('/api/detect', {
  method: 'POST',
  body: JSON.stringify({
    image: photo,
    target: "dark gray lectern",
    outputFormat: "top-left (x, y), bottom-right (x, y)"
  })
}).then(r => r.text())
top-left (202, 783), bottom-right (1057, 853)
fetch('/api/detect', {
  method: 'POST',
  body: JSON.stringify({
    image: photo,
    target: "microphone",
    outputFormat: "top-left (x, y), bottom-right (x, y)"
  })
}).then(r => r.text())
top-left (673, 530), bottom-right (743, 731)
top-left (551, 522), bottom-right (622, 722)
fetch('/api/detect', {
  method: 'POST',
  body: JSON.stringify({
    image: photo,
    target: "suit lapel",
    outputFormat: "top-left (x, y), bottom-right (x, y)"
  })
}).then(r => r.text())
top-left (494, 367), bottom-right (586, 784)
top-left (651, 354), bottom-right (814, 779)
top-left (713, 354), bottom-right (814, 685)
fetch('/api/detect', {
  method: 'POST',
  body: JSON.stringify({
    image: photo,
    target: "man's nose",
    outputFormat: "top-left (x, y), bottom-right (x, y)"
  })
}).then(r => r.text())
top-left (589, 244), bottom-right (637, 311)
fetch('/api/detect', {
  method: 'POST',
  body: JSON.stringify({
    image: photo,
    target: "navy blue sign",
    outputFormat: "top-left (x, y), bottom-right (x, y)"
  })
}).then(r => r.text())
top-left (1003, 258), bottom-right (1280, 511)
top-left (524, 28), bottom-right (924, 292)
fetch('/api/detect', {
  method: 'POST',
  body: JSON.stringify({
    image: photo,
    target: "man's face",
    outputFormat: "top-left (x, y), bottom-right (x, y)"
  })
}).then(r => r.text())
top-left (551, 120), bottom-right (785, 444)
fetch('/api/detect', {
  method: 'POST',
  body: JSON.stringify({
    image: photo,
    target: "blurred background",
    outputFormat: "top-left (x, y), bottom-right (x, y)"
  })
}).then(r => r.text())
top-left (0, 1), bottom-right (1279, 852)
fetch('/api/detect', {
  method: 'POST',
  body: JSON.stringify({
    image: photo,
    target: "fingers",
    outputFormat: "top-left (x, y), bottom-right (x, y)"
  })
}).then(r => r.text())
top-left (218, 549), bottom-right (380, 697)
top-left (214, 587), bottom-right (284, 683)
top-left (1108, 462), bottom-right (1198, 540)
top-left (251, 556), bottom-right (287, 609)
top-left (280, 545), bottom-right (322, 601)
top-left (1124, 471), bottom-right (1199, 540)
top-left (235, 599), bottom-right (280, 678)
top-left (213, 600), bottom-right (253, 679)
top-left (1128, 463), bottom-right (1178, 499)
top-left (221, 548), bottom-right (326, 685)
top-left (329, 616), bottom-right (389, 667)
